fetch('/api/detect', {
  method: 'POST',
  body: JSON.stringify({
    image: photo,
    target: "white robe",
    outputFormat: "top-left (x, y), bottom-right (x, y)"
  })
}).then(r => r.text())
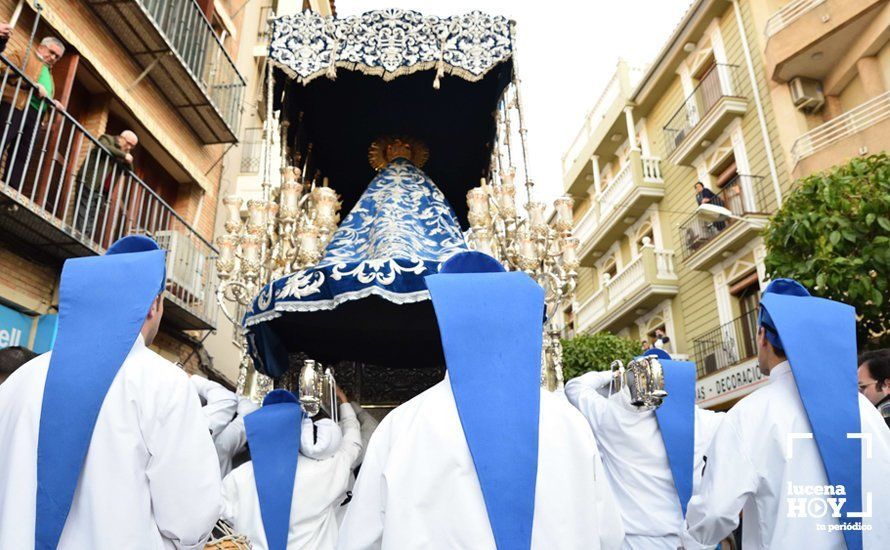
top-left (215, 397), bottom-right (260, 478)
top-left (222, 403), bottom-right (362, 550)
top-left (564, 370), bottom-right (723, 550)
top-left (336, 376), bottom-right (625, 550)
top-left (683, 361), bottom-right (890, 549)
top-left (0, 335), bottom-right (222, 550)
top-left (191, 375), bottom-right (238, 437)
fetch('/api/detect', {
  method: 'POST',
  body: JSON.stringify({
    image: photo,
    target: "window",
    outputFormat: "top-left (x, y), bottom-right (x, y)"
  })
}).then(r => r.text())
top-left (730, 272), bottom-right (760, 360)
top-left (240, 128), bottom-right (263, 173)
top-left (635, 222), bottom-right (655, 251)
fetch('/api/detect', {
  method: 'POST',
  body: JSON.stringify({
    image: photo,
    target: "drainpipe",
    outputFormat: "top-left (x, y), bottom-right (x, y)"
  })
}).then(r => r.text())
top-left (731, 0), bottom-right (783, 208)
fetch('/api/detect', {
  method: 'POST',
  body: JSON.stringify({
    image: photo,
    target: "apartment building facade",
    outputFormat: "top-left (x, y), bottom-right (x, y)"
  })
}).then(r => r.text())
top-left (563, 0), bottom-right (827, 409)
top-left (0, 0), bottom-right (247, 382)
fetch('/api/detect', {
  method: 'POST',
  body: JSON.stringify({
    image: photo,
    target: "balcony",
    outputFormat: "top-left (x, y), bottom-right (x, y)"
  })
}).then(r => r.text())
top-left (677, 175), bottom-right (770, 272)
top-left (764, 0), bottom-right (885, 83)
top-left (693, 309), bottom-right (768, 408)
top-left (0, 55), bottom-right (218, 330)
top-left (790, 91), bottom-right (890, 178)
top-left (575, 245), bottom-right (679, 335)
top-left (562, 61), bottom-right (646, 195)
top-left (663, 64), bottom-right (747, 166)
top-left (84, 0), bottom-right (246, 143)
top-left (576, 151), bottom-right (664, 264)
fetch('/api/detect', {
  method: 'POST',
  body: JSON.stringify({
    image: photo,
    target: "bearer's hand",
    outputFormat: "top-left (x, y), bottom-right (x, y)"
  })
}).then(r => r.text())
top-left (336, 386), bottom-right (349, 405)
top-left (36, 84), bottom-right (47, 98)
top-left (0, 23), bottom-right (12, 40)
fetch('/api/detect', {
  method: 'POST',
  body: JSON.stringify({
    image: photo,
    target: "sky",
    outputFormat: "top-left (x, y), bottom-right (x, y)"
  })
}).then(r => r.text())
top-left (335, 0), bottom-right (694, 205)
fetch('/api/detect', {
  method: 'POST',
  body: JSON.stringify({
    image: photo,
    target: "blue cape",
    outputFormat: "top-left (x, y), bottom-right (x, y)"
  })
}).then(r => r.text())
top-left (759, 278), bottom-right (862, 550)
top-left (650, 357), bottom-right (696, 517)
top-left (36, 236), bottom-right (166, 549)
top-left (244, 390), bottom-right (303, 550)
top-left (425, 251), bottom-right (542, 550)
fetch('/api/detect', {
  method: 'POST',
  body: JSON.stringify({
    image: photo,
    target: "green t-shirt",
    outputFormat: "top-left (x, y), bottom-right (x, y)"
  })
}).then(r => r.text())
top-left (29, 65), bottom-right (54, 111)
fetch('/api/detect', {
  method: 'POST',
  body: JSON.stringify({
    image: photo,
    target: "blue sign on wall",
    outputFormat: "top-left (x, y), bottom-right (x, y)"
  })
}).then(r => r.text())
top-left (0, 303), bottom-right (33, 349)
top-left (33, 314), bottom-right (58, 353)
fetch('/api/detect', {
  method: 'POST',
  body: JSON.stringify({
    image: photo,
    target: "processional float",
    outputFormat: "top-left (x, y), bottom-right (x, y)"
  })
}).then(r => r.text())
top-left (215, 8), bottom-right (580, 408)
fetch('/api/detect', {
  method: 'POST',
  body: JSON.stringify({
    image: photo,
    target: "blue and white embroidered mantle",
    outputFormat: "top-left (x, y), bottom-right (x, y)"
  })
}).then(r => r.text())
top-left (245, 159), bottom-right (468, 326)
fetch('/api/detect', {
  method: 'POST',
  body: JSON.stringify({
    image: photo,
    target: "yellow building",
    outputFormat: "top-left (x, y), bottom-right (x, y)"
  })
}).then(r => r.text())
top-left (562, 0), bottom-right (889, 409)
top-left (0, 0), bottom-right (248, 383)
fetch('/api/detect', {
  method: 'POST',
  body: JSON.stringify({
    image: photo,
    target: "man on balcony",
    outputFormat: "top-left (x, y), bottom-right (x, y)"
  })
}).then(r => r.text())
top-left (0, 36), bottom-right (65, 187)
top-left (684, 279), bottom-right (890, 549)
top-left (75, 130), bottom-right (138, 239)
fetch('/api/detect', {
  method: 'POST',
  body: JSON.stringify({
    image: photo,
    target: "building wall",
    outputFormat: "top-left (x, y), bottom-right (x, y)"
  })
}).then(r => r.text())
top-left (0, 1), bottom-right (247, 384)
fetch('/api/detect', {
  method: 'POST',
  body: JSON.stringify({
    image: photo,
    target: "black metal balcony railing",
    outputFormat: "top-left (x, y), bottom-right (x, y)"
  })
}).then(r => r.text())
top-left (141, 0), bottom-right (244, 134)
top-left (0, 54), bottom-right (217, 329)
top-left (663, 64), bottom-right (742, 156)
top-left (678, 174), bottom-right (766, 260)
top-left (693, 308), bottom-right (760, 378)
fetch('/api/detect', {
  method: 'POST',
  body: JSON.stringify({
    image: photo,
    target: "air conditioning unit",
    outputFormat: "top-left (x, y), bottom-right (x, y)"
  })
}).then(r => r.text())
top-left (789, 77), bottom-right (824, 113)
top-left (155, 230), bottom-right (206, 305)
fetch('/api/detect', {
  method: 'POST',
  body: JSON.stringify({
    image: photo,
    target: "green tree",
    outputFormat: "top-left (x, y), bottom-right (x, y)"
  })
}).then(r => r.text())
top-left (764, 153), bottom-right (890, 347)
top-left (561, 332), bottom-right (642, 381)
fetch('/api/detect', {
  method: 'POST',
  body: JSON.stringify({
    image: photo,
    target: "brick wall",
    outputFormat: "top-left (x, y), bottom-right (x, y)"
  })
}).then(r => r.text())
top-left (0, 243), bottom-right (58, 314)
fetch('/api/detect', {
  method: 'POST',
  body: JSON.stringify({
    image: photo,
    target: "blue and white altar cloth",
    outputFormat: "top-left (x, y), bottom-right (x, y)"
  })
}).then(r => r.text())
top-left (244, 159), bottom-right (468, 327)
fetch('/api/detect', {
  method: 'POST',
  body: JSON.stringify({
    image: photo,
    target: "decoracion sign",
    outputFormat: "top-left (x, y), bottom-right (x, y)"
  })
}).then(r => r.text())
top-left (0, 303), bottom-right (33, 349)
top-left (696, 358), bottom-right (768, 407)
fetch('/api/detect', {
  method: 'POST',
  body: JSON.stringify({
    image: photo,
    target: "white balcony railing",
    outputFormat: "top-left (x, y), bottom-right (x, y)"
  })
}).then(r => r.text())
top-left (765, 0), bottom-right (826, 38)
top-left (575, 247), bottom-right (677, 332)
top-left (790, 91), bottom-right (890, 164)
top-left (607, 253), bottom-right (646, 304)
top-left (641, 156), bottom-right (663, 182)
top-left (562, 63), bottom-right (647, 176)
top-left (573, 202), bottom-right (600, 244)
top-left (598, 161), bottom-right (635, 222)
top-left (654, 249), bottom-right (677, 278)
top-left (563, 73), bottom-right (621, 175)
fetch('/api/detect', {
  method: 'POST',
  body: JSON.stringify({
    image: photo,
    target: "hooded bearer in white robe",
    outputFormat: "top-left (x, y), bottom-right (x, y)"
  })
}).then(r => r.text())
top-left (222, 387), bottom-right (361, 550)
top-left (565, 348), bottom-right (723, 549)
top-left (0, 236), bottom-right (221, 550)
top-left (337, 251), bottom-right (625, 550)
top-left (683, 279), bottom-right (890, 549)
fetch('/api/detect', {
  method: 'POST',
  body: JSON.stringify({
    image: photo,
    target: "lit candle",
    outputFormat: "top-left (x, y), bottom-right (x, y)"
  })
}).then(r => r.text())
top-left (554, 196), bottom-right (574, 231)
top-left (495, 184), bottom-right (516, 219)
top-left (241, 234), bottom-right (261, 265)
top-left (247, 199), bottom-right (267, 231)
top-left (527, 201), bottom-right (546, 233)
top-left (466, 187), bottom-right (490, 228)
top-left (215, 234), bottom-right (237, 278)
top-left (516, 227), bottom-right (537, 270)
top-left (562, 237), bottom-right (579, 270)
top-left (312, 187), bottom-right (340, 229)
top-left (298, 226), bottom-right (320, 262)
top-left (279, 182), bottom-right (303, 219)
top-left (223, 195), bottom-right (243, 232)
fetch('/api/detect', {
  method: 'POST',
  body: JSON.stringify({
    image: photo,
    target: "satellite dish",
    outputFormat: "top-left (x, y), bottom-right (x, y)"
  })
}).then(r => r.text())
top-left (696, 203), bottom-right (734, 222)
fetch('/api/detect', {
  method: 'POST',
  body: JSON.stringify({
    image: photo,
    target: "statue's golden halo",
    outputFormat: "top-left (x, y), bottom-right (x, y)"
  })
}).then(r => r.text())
top-left (368, 136), bottom-right (430, 170)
